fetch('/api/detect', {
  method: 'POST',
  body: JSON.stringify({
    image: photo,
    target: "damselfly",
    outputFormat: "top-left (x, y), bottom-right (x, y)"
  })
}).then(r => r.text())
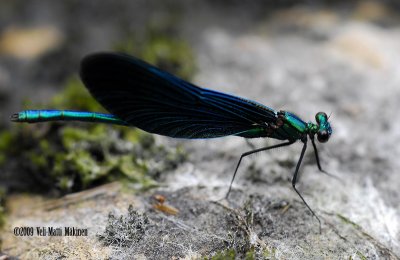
top-left (11, 52), bottom-right (333, 230)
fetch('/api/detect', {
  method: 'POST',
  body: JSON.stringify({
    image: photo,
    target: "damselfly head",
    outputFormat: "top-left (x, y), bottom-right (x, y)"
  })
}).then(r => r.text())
top-left (315, 112), bottom-right (332, 143)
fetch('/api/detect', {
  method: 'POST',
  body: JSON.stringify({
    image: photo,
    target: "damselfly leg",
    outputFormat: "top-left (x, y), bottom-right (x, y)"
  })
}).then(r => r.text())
top-left (226, 140), bottom-right (295, 199)
top-left (310, 136), bottom-right (342, 183)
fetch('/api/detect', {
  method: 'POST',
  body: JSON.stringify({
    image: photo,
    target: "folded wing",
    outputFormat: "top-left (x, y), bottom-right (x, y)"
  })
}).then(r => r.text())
top-left (80, 52), bottom-right (277, 139)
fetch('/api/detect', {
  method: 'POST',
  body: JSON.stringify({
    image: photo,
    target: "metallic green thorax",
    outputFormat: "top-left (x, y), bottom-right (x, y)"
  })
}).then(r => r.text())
top-left (245, 111), bottom-right (331, 142)
top-left (11, 110), bottom-right (128, 126)
top-left (306, 122), bottom-right (319, 135)
top-left (232, 110), bottom-right (332, 142)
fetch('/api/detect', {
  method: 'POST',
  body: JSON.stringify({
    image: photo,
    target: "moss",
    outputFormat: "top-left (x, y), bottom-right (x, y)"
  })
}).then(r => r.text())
top-left (140, 35), bottom-right (196, 80)
top-left (245, 247), bottom-right (255, 260)
top-left (113, 24), bottom-right (196, 81)
top-left (49, 77), bottom-right (105, 112)
top-left (0, 131), bottom-right (13, 165)
top-left (12, 121), bottom-right (175, 193)
top-left (208, 248), bottom-right (236, 260)
top-left (2, 77), bottom-right (185, 194)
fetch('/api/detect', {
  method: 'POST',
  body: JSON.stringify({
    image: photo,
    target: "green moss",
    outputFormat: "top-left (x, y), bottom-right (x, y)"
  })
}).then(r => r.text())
top-left (123, 128), bottom-right (155, 147)
top-left (3, 122), bottom-right (180, 193)
top-left (26, 122), bottom-right (172, 192)
top-left (245, 247), bottom-right (255, 260)
top-left (0, 131), bottom-right (13, 165)
top-left (2, 77), bottom-right (185, 194)
top-left (141, 35), bottom-right (196, 80)
top-left (208, 248), bottom-right (236, 260)
top-left (217, 246), bottom-right (274, 260)
top-left (113, 25), bottom-right (196, 81)
top-left (50, 77), bottom-right (105, 112)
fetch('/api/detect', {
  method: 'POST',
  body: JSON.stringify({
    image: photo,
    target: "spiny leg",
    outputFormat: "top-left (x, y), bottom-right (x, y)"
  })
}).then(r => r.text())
top-left (310, 136), bottom-right (343, 183)
top-left (225, 140), bottom-right (295, 199)
top-left (292, 139), bottom-right (322, 233)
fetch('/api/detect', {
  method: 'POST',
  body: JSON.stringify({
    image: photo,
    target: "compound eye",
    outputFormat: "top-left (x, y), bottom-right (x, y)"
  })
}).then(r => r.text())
top-left (315, 112), bottom-right (328, 124)
top-left (317, 130), bottom-right (330, 143)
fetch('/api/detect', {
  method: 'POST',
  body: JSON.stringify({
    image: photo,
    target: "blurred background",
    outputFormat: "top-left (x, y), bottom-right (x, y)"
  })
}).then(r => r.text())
top-left (1, 1), bottom-right (400, 259)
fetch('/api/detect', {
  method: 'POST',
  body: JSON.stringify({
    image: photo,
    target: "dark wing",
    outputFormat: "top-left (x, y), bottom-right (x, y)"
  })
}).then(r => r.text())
top-left (80, 52), bottom-right (277, 139)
